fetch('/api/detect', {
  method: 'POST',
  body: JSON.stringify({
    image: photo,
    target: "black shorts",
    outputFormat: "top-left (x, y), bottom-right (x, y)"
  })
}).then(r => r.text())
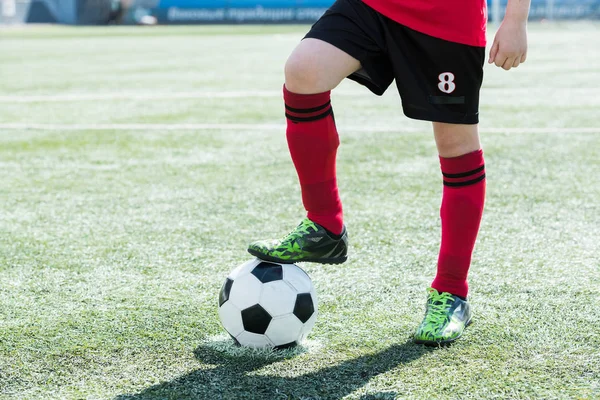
top-left (304, 0), bottom-right (485, 124)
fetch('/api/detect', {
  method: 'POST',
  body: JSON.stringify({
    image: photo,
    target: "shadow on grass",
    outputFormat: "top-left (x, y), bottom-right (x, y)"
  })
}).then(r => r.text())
top-left (115, 338), bottom-right (431, 400)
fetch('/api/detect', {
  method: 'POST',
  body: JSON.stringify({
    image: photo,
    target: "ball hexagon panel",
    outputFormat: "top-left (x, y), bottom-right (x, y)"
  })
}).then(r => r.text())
top-left (241, 304), bottom-right (272, 334)
top-left (235, 331), bottom-right (274, 348)
top-left (282, 264), bottom-right (313, 293)
top-left (218, 301), bottom-right (244, 337)
top-left (260, 280), bottom-right (298, 317)
top-left (265, 315), bottom-right (304, 347)
top-left (218, 278), bottom-right (234, 307)
top-left (228, 258), bottom-right (261, 280)
top-left (293, 293), bottom-right (315, 323)
top-left (228, 273), bottom-right (263, 310)
top-left (251, 262), bottom-right (283, 283)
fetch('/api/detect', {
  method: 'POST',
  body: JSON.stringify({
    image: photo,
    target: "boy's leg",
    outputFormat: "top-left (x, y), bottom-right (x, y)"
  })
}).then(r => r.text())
top-left (247, 39), bottom-right (359, 264)
top-left (249, 0), bottom-right (395, 264)
top-left (414, 122), bottom-right (485, 346)
top-left (431, 122), bottom-right (485, 299)
top-left (284, 39), bottom-right (360, 237)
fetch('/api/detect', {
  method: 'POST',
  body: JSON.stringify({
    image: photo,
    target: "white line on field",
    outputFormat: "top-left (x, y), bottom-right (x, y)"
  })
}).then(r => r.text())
top-left (1, 123), bottom-right (599, 134)
top-left (0, 92), bottom-right (278, 102)
top-left (0, 123), bottom-right (285, 131)
top-left (0, 91), bottom-right (364, 103)
top-left (2, 88), bottom-right (596, 103)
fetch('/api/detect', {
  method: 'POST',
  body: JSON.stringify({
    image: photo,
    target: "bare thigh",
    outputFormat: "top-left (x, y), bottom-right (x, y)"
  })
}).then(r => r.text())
top-left (285, 38), bottom-right (362, 94)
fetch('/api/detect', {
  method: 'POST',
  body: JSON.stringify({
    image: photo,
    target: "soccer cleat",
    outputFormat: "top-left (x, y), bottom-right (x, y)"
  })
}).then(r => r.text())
top-left (248, 218), bottom-right (348, 264)
top-left (414, 288), bottom-right (472, 346)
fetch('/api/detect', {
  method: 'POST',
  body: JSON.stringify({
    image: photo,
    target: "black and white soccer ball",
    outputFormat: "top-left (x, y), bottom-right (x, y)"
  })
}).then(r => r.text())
top-left (218, 258), bottom-right (318, 348)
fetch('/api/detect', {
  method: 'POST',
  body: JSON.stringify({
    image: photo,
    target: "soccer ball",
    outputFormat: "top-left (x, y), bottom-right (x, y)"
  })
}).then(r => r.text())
top-left (218, 258), bottom-right (318, 348)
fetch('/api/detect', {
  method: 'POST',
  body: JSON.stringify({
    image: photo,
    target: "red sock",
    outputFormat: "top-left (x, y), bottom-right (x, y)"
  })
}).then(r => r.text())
top-left (432, 149), bottom-right (486, 299)
top-left (284, 86), bottom-right (343, 235)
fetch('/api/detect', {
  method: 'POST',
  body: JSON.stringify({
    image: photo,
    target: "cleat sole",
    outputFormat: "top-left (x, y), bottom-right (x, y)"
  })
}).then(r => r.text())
top-left (247, 249), bottom-right (347, 265)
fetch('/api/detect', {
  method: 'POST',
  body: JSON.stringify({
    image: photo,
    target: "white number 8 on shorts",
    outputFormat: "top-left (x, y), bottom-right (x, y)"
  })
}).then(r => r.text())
top-left (438, 72), bottom-right (456, 94)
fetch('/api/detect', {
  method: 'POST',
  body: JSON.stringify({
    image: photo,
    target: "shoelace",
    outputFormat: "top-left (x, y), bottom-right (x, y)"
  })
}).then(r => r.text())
top-left (279, 219), bottom-right (317, 244)
top-left (424, 289), bottom-right (454, 326)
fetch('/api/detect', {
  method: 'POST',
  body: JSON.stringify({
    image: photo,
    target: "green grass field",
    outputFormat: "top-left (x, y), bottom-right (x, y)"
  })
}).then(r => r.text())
top-left (1, 22), bottom-right (599, 399)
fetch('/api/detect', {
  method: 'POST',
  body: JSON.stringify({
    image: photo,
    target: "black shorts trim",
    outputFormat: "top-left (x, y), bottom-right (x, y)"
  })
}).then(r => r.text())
top-left (403, 103), bottom-right (480, 125)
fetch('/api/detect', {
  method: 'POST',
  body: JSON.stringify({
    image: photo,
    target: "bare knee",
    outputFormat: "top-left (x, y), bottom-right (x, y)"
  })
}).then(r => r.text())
top-left (284, 54), bottom-right (323, 94)
top-left (433, 123), bottom-right (481, 158)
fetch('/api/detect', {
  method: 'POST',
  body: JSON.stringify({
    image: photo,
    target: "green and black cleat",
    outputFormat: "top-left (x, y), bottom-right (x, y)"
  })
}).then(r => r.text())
top-left (414, 288), bottom-right (472, 346)
top-left (248, 218), bottom-right (348, 264)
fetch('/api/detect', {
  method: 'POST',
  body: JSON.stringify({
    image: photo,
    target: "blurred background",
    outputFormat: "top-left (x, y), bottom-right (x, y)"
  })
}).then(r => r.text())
top-left (1, 0), bottom-right (599, 26)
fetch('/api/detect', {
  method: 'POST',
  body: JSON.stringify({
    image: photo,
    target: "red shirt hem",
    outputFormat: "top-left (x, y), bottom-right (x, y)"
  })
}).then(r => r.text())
top-left (361, 0), bottom-right (487, 47)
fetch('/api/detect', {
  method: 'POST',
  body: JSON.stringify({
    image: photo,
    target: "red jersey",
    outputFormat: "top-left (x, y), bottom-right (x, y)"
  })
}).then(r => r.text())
top-left (361, 0), bottom-right (488, 47)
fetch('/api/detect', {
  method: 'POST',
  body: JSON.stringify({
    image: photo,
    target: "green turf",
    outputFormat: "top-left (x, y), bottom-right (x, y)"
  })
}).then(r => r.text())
top-left (0, 23), bottom-right (599, 399)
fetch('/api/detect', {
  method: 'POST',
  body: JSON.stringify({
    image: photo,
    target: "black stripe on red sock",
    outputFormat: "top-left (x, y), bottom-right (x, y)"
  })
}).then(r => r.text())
top-left (442, 164), bottom-right (486, 187)
top-left (442, 165), bottom-right (485, 179)
top-left (285, 108), bottom-right (333, 123)
top-left (285, 100), bottom-right (331, 114)
top-left (443, 173), bottom-right (486, 187)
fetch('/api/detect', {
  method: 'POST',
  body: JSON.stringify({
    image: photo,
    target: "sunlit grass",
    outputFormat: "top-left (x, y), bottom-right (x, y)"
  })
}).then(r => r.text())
top-left (0, 23), bottom-right (599, 399)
